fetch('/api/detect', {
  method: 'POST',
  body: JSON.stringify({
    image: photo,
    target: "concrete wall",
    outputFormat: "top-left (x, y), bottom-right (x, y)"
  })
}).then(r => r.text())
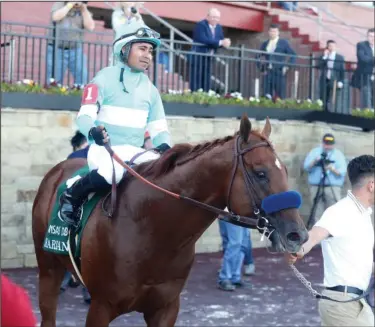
top-left (1, 108), bottom-right (374, 268)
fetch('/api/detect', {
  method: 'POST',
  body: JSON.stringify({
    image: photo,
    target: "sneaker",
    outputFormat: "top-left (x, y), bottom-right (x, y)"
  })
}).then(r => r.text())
top-left (244, 263), bottom-right (255, 276)
top-left (217, 280), bottom-right (235, 292)
top-left (232, 280), bottom-right (252, 289)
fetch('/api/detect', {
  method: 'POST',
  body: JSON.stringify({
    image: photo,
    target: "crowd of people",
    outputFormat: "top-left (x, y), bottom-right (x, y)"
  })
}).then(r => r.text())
top-left (46, 2), bottom-right (374, 110)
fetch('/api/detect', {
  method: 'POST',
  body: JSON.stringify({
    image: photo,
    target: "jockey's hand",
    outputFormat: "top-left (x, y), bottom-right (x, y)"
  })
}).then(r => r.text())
top-left (89, 125), bottom-right (109, 146)
top-left (154, 143), bottom-right (171, 154)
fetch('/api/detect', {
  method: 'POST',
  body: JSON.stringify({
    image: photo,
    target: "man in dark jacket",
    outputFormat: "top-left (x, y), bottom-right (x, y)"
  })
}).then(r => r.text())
top-left (351, 28), bottom-right (374, 109)
top-left (318, 40), bottom-right (345, 112)
top-left (257, 24), bottom-right (296, 99)
top-left (190, 8), bottom-right (231, 92)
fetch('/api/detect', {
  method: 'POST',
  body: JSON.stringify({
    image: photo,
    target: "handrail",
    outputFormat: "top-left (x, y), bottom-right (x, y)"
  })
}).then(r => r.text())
top-left (303, 2), bottom-right (367, 38)
top-left (237, 1), bottom-right (356, 47)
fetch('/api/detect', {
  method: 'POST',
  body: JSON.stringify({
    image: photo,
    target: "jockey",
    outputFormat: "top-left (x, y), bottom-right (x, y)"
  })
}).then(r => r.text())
top-left (58, 20), bottom-right (171, 228)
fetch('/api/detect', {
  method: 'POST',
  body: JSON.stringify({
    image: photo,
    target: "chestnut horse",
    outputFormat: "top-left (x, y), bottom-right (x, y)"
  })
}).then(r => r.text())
top-left (32, 116), bottom-right (308, 327)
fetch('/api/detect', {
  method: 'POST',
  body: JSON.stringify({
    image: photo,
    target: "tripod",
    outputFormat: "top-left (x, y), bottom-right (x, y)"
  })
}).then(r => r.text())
top-left (306, 163), bottom-right (338, 230)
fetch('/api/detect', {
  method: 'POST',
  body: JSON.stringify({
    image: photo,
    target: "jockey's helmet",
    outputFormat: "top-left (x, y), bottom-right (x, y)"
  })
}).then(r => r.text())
top-left (113, 20), bottom-right (161, 63)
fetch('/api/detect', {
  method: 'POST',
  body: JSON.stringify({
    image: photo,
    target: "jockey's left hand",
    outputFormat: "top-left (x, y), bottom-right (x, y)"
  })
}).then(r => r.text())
top-left (154, 143), bottom-right (171, 154)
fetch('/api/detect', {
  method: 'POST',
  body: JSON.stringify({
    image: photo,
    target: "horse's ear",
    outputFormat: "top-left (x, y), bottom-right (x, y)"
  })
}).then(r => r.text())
top-left (261, 116), bottom-right (272, 139)
top-left (239, 114), bottom-right (252, 143)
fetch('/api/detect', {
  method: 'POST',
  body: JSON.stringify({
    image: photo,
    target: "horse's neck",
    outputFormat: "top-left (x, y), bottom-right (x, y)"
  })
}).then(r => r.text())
top-left (159, 147), bottom-right (232, 242)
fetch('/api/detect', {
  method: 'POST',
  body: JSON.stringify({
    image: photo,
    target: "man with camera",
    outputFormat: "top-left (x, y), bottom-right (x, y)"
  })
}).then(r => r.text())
top-left (303, 133), bottom-right (347, 226)
top-left (112, 2), bottom-right (144, 34)
top-left (47, 2), bottom-right (95, 86)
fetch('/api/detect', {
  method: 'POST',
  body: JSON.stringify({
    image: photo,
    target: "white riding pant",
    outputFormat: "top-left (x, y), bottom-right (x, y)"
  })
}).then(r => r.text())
top-left (87, 144), bottom-right (160, 184)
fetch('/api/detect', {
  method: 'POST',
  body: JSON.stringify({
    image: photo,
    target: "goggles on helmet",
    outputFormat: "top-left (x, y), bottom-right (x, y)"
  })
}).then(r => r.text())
top-left (113, 27), bottom-right (161, 45)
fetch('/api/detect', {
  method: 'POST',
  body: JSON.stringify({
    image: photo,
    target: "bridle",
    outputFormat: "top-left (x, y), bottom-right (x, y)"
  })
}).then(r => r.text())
top-left (103, 135), bottom-right (275, 237)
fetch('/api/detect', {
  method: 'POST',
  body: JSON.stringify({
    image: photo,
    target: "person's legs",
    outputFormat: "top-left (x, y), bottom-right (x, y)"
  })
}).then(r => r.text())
top-left (218, 222), bottom-right (243, 290)
top-left (68, 46), bottom-right (88, 86)
top-left (243, 229), bottom-right (256, 275)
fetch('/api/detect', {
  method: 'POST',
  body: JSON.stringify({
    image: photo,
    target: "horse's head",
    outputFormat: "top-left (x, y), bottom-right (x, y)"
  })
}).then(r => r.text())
top-left (227, 115), bottom-right (308, 253)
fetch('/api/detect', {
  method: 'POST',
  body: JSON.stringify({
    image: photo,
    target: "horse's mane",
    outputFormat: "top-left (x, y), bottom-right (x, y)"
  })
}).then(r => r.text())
top-left (137, 130), bottom-right (267, 179)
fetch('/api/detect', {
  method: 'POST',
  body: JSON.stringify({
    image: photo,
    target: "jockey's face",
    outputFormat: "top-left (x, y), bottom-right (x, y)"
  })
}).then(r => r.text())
top-left (128, 42), bottom-right (153, 71)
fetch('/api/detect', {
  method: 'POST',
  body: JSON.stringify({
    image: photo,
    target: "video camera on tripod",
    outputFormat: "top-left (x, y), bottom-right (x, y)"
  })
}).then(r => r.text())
top-left (316, 152), bottom-right (335, 169)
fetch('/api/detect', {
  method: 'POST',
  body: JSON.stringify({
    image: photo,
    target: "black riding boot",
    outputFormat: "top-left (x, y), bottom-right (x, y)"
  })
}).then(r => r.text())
top-left (58, 169), bottom-right (109, 228)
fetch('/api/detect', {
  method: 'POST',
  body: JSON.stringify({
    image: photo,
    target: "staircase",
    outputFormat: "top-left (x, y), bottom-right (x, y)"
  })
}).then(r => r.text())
top-left (244, 1), bottom-right (373, 63)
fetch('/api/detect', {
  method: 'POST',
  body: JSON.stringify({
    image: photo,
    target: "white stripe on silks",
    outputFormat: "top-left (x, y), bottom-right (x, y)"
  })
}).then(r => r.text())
top-left (147, 119), bottom-right (169, 138)
top-left (97, 105), bottom-right (148, 128)
top-left (77, 104), bottom-right (98, 120)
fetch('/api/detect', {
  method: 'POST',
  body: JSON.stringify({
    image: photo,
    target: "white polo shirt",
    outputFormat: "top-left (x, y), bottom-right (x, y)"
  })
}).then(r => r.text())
top-left (315, 190), bottom-right (374, 291)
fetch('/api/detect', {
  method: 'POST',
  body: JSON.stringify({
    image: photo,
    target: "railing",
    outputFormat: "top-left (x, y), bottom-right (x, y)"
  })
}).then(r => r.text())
top-left (248, 1), bottom-right (357, 47)
top-left (1, 21), bottom-right (374, 113)
top-left (105, 2), bottom-right (229, 93)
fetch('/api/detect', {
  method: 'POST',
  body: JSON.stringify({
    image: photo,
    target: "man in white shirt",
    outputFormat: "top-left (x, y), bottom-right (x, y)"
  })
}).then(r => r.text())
top-left (287, 154), bottom-right (375, 326)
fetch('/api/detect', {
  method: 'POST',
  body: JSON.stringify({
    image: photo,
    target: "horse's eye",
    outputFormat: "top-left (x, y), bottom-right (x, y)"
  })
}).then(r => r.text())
top-left (256, 171), bottom-right (267, 179)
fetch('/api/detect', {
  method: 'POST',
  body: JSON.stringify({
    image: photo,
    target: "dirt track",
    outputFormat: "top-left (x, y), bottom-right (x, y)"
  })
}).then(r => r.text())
top-left (4, 247), bottom-right (324, 326)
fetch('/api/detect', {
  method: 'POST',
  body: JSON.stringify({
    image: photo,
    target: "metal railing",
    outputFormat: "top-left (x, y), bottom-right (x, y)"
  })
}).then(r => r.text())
top-left (1, 21), bottom-right (374, 113)
top-left (105, 1), bottom-right (229, 93)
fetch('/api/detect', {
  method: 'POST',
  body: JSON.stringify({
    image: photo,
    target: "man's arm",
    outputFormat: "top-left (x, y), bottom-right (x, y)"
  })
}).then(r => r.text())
top-left (193, 22), bottom-right (220, 48)
top-left (146, 89), bottom-right (171, 147)
top-left (76, 79), bottom-right (104, 139)
top-left (51, 2), bottom-right (72, 22)
top-left (357, 42), bottom-right (373, 63)
top-left (81, 4), bottom-right (95, 31)
top-left (286, 226), bottom-right (330, 264)
top-left (327, 150), bottom-right (347, 177)
top-left (303, 148), bottom-right (320, 172)
top-left (284, 40), bottom-right (297, 65)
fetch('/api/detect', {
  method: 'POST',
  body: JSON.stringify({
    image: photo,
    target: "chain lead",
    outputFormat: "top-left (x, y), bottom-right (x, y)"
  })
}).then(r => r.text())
top-left (289, 263), bottom-right (320, 298)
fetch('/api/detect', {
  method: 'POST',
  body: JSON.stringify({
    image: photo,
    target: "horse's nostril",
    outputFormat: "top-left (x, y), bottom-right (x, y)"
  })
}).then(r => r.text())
top-left (286, 232), bottom-right (301, 243)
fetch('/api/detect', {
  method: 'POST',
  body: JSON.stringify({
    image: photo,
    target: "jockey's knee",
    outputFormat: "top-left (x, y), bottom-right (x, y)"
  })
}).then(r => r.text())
top-left (97, 167), bottom-right (124, 184)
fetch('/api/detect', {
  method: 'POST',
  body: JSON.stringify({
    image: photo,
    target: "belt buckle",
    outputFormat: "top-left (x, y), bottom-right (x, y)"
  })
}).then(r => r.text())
top-left (344, 285), bottom-right (347, 296)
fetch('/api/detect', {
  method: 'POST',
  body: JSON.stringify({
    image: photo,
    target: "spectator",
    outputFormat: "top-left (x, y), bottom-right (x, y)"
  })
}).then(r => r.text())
top-left (67, 130), bottom-right (89, 159)
top-left (60, 130), bottom-right (91, 304)
top-left (112, 2), bottom-right (144, 34)
top-left (46, 2), bottom-right (95, 86)
top-left (1, 274), bottom-right (37, 327)
top-left (190, 8), bottom-right (231, 92)
top-left (217, 210), bottom-right (252, 291)
top-left (351, 28), bottom-right (374, 109)
top-left (278, 1), bottom-right (298, 11)
top-left (318, 40), bottom-right (345, 112)
top-left (286, 154), bottom-right (375, 327)
top-left (256, 24), bottom-right (296, 99)
top-left (303, 133), bottom-right (347, 223)
top-left (221, 224), bottom-right (256, 276)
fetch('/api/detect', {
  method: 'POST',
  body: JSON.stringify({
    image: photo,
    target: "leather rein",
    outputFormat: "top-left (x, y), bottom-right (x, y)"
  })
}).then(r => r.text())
top-left (102, 136), bottom-right (275, 234)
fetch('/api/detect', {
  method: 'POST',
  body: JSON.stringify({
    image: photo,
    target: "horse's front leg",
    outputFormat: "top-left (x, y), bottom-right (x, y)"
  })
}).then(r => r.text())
top-left (85, 300), bottom-right (113, 327)
top-left (143, 297), bottom-right (180, 327)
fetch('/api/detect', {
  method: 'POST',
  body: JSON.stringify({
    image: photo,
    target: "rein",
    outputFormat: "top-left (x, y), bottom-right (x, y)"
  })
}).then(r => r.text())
top-left (102, 138), bottom-right (274, 232)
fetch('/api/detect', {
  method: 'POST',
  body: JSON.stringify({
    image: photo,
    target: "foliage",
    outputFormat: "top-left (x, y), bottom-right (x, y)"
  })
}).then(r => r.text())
top-left (2, 81), bottom-right (374, 119)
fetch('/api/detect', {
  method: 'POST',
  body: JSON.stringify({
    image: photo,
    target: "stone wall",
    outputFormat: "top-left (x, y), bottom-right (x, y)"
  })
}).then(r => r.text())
top-left (1, 108), bottom-right (374, 268)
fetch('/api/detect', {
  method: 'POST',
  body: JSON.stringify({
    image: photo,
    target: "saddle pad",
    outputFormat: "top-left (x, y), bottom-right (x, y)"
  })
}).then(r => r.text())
top-left (43, 165), bottom-right (102, 257)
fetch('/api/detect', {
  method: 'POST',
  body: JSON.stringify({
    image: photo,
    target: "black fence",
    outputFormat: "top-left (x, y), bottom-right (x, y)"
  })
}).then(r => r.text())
top-left (1, 21), bottom-right (374, 114)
